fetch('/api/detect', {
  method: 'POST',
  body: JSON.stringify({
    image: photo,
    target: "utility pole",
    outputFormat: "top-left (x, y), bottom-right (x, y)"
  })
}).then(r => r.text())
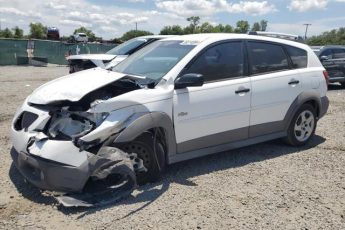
top-left (303, 23), bottom-right (311, 40)
top-left (135, 22), bottom-right (137, 31)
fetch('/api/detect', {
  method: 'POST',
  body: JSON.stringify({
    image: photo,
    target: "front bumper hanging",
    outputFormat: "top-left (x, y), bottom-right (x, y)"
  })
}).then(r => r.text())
top-left (11, 146), bottom-right (144, 207)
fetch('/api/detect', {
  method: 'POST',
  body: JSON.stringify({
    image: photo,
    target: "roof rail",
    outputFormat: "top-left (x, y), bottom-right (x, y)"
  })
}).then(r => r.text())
top-left (248, 31), bottom-right (305, 43)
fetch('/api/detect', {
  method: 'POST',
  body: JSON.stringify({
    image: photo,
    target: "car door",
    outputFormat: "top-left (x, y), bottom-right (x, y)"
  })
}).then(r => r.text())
top-left (329, 48), bottom-right (345, 80)
top-left (173, 41), bottom-right (251, 153)
top-left (247, 41), bottom-right (304, 137)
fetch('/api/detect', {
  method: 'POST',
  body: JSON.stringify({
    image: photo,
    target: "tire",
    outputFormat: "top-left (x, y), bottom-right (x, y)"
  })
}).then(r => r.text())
top-left (285, 104), bottom-right (317, 146)
top-left (122, 132), bottom-right (165, 185)
top-left (341, 82), bottom-right (345, 88)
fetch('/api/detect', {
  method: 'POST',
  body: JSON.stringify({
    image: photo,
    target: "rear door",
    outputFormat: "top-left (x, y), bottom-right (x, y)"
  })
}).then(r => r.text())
top-left (330, 48), bottom-right (345, 81)
top-left (173, 41), bottom-right (251, 153)
top-left (247, 41), bottom-right (304, 137)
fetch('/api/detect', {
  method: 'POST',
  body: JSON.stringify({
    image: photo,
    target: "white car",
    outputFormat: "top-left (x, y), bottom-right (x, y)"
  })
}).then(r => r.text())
top-left (67, 35), bottom-right (172, 73)
top-left (10, 33), bottom-right (329, 206)
top-left (72, 32), bottom-right (88, 43)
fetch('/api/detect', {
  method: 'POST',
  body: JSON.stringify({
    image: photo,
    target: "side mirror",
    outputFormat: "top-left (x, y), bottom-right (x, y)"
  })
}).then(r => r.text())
top-left (175, 73), bottom-right (204, 89)
top-left (320, 56), bottom-right (329, 61)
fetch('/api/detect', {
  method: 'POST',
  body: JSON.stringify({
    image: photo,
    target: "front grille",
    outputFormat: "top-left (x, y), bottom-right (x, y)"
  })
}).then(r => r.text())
top-left (14, 111), bottom-right (38, 131)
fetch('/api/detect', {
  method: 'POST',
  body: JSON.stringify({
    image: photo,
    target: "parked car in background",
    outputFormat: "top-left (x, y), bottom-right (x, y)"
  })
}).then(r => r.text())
top-left (10, 34), bottom-right (328, 207)
top-left (311, 45), bottom-right (345, 87)
top-left (66, 35), bottom-right (172, 73)
top-left (47, 27), bottom-right (60, 40)
top-left (71, 33), bottom-right (88, 43)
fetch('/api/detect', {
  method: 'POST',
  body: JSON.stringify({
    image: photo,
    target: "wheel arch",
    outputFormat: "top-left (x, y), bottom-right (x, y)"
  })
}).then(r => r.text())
top-left (284, 91), bottom-right (322, 130)
top-left (113, 112), bottom-right (177, 161)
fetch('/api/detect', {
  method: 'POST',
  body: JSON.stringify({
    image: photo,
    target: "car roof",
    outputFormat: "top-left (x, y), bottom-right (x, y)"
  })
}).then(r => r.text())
top-left (137, 35), bottom-right (175, 39)
top-left (162, 33), bottom-right (310, 50)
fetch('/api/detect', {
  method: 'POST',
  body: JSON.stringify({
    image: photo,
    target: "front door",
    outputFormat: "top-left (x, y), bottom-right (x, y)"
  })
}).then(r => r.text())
top-left (173, 41), bottom-right (251, 153)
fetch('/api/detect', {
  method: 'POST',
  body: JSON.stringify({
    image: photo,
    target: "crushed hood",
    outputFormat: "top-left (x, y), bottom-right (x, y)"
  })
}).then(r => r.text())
top-left (67, 54), bottom-right (116, 61)
top-left (28, 68), bottom-right (126, 105)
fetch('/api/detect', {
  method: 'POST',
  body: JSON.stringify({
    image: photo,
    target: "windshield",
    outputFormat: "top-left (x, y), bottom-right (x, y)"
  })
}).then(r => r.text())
top-left (313, 50), bottom-right (320, 56)
top-left (112, 40), bottom-right (196, 81)
top-left (107, 38), bottom-right (149, 55)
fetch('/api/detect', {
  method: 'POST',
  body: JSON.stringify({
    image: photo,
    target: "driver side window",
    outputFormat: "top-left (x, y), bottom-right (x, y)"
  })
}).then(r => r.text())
top-left (183, 42), bottom-right (244, 83)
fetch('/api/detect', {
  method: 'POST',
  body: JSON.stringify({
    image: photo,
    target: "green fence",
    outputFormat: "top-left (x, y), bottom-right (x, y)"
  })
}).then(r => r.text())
top-left (0, 39), bottom-right (116, 65)
top-left (0, 39), bottom-right (28, 65)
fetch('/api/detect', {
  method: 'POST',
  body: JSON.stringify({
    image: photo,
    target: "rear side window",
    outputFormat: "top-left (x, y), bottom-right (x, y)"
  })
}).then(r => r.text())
top-left (285, 45), bottom-right (308, 68)
top-left (332, 49), bottom-right (345, 59)
top-left (320, 49), bottom-right (332, 58)
top-left (248, 42), bottom-right (289, 75)
top-left (184, 42), bottom-right (244, 82)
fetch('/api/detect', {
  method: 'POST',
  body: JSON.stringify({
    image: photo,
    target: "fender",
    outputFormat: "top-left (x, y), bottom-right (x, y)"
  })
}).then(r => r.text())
top-left (113, 112), bottom-right (177, 158)
top-left (283, 90), bottom-right (323, 131)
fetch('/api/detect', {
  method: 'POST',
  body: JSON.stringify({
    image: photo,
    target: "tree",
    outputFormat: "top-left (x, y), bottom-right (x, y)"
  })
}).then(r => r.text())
top-left (121, 30), bottom-right (153, 41)
top-left (223, 24), bottom-right (233, 33)
top-left (307, 27), bottom-right (345, 45)
top-left (13, 26), bottom-right (23, 39)
top-left (160, 25), bottom-right (184, 35)
top-left (0, 28), bottom-right (14, 38)
top-left (73, 27), bottom-right (96, 42)
top-left (29, 22), bottom-right (47, 39)
top-left (200, 22), bottom-right (214, 33)
top-left (234, 20), bottom-right (250, 33)
top-left (186, 16), bottom-right (200, 33)
top-left (251, 22), bottom-right (261, 32)
top-left (211, 24), bottom-right (233, 33)
top-left (260, 20), bottom-right (268, 31)
top-left (187, 16), bottom-right (200, 28)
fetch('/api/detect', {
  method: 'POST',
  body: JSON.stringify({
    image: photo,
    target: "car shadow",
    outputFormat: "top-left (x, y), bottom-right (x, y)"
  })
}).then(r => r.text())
top-left (9, 135), bottom-right (326, 218)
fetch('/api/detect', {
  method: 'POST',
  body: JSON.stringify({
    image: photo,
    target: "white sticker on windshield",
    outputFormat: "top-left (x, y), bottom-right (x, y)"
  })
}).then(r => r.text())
top-left (180, 40), bottom-right (200, 45)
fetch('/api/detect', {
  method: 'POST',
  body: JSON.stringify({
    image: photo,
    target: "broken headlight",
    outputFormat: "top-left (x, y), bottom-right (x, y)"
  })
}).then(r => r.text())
top-left (47, 109), bottom-right (108, 141)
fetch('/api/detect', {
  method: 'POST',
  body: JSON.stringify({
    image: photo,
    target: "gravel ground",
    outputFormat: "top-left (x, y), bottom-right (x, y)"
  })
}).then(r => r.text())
top-left (0, 66), bottom-right (344, 229)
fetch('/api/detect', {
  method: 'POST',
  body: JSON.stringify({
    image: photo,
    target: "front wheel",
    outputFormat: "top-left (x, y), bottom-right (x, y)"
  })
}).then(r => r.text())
top-left (122, 132), bottom-right (165, 185)
top-left (340, 82), bottom-right (345, 88)
top-left (285, 104), bottom-right (317, 146)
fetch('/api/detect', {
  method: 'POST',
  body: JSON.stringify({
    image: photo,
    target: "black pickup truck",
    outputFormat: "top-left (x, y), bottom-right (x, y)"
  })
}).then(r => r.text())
top-left (311, 46), bottom-right (345, 88)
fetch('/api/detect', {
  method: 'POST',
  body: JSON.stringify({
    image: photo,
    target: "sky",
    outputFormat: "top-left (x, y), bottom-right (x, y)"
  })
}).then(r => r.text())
top-left (0, 0), bottom-right (345, 39)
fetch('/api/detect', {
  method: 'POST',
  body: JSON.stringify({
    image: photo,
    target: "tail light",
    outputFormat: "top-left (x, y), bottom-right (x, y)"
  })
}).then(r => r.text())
top-left (323, 70), bottom-right (329, 85)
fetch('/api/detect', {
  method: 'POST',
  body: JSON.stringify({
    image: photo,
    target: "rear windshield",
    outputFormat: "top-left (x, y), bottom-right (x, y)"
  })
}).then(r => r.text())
top-left (107, 38), bottom-right (149, 55)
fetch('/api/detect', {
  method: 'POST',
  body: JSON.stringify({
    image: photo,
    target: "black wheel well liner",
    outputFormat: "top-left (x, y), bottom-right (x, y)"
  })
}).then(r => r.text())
top-left (303, 100), bottom-right (320, 117)
top-left (113, 112), bottom-right (177, 162)
top-left (284, 91), bottom-right (322, 131)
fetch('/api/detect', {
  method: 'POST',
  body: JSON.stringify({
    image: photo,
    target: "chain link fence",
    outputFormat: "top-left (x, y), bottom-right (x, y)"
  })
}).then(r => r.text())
top-left (0, 38), bottom-right (116, 65)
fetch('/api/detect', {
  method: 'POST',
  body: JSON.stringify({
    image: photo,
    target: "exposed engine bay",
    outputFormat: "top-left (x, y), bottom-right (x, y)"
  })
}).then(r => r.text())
top-left (11, 76), bottom-right (152, 207)
top-left (31, 77), bottom-right (144, 143)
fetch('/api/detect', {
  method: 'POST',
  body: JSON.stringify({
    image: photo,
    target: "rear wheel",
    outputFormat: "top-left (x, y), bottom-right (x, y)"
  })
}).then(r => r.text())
top-left (122, 132), bottom-right (165, 185)
top-left (340, 82), bottom-right (345, 88)
top-left (285, 104), bottom-right (317, 146)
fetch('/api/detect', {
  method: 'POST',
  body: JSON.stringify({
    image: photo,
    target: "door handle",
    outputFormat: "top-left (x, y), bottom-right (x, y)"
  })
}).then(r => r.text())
top-left (235, 88), bottom-right (250, 94)
top-left (288, 79), bottom-right (300, 85)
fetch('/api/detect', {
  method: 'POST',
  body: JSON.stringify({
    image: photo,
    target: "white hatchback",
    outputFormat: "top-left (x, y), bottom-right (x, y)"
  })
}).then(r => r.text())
top-left (10, 33), bottom-right (329, 202)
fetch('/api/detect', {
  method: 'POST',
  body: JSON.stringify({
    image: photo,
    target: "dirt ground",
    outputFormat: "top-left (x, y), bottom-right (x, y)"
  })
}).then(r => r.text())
top-left (0, 66), bottom-right (344, 230)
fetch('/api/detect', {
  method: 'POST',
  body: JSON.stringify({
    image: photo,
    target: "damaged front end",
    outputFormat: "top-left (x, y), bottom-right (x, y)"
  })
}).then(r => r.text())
top-left (10, 74), bottom-right (147, 207)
